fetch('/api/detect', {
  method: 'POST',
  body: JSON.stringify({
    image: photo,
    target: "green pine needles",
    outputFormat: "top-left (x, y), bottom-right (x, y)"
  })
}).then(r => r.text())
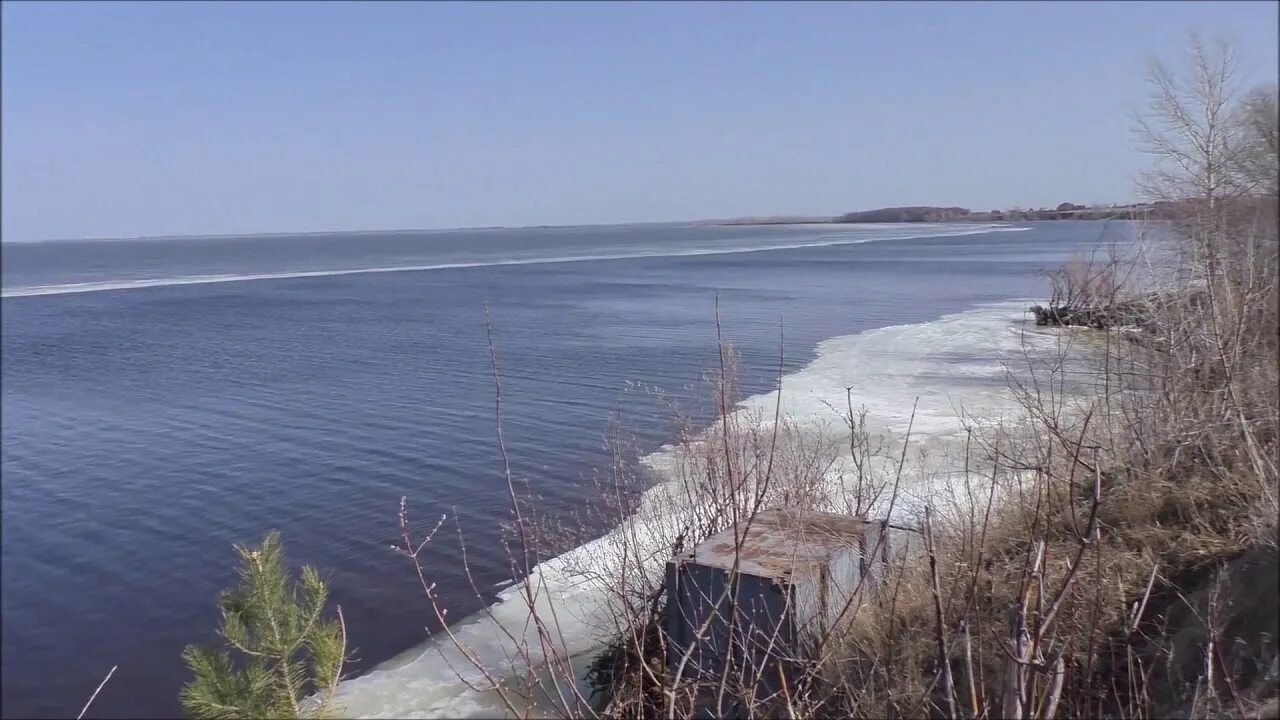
top-left (180, 532), bottom-right (347, 719)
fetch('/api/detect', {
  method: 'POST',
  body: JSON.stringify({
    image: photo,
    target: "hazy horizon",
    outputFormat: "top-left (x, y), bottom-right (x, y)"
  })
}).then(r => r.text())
top-left (0, 215), bottom-right (844, 244)
top-left (0, 207), bottom-right (1127, 245)
top-left (3, 1), bottom-right (1277, 243)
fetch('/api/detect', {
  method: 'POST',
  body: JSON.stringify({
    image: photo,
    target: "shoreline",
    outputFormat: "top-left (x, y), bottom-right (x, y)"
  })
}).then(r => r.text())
top-left (713, 214), bottom-right (1146, 227)
top-left (3, 205), bottom-right (1143, 244)
top-left (325, 300), bottom-right (1075, 718)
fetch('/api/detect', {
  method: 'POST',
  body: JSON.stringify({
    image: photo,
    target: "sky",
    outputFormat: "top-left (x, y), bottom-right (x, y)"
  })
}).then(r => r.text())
top-left (2, 1), bottom-right (1277, 242)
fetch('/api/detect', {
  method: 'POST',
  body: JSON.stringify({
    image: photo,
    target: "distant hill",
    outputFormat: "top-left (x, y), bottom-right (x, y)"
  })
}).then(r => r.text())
top-left (966, 203), bottom-right (1169, 221)
top-left (833, 206), bottom-right (971, 223)
top-left (834, 203), bottom-right (1167, 223)
top-left (698, 203), bottom-right (1167, 227)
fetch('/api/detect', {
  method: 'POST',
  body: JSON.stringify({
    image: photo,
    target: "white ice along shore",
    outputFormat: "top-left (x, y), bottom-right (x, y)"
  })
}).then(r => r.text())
top-left (326, 299), bottom-right (1089, 718)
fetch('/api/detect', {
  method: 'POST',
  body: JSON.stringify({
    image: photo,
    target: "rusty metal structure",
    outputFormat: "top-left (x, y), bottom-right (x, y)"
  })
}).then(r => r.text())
top-left (664, 508), bottom-right (912, 712)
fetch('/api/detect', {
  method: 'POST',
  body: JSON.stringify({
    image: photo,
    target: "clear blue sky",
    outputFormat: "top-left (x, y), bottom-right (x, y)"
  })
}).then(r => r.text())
top-left (2, 1), bottom-right (1277, 241)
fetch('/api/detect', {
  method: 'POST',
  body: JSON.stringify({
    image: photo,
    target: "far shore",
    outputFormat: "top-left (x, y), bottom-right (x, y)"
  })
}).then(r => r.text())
top-left (705, 203), bottom-right (1157, 227)
top-left (8, 205), bottom-right (1152, 245)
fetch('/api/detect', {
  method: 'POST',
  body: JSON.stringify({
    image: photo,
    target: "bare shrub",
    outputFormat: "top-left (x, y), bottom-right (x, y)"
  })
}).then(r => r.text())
top-left (348, 33), bottom-right (1277, 720)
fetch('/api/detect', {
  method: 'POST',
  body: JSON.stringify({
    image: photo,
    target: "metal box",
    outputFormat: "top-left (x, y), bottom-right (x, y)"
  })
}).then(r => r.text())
top-left (664, 508), bottom-right (905, 710)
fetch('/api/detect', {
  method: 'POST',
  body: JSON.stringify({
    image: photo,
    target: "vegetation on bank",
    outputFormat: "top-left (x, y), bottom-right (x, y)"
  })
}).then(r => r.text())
top-left (179, 533), bottom-right (347, 719)
top-left (712, 201), bottom-right (1183, 226)
top-left (710, 203), bottom-right (1157, 225)
top-left (830, 201), bottom-right (1192, 224)
top-left (577, 34), bottom-right (1277, 719)
top-left (175, 33), bottom-right (1276, 720)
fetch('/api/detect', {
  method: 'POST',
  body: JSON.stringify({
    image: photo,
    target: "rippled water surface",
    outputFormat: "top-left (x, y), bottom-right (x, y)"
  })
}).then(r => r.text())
top-left (0, 221), bottom-right (1126, 718)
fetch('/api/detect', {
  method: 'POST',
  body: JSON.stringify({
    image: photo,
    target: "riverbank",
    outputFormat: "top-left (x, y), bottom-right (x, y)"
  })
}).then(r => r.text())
top-left (583, 248), bottom-right (1278, 719)
top-left (706, 203), bottom-right (1166, 226)
top-left (324, 300), bottom-right (1075, 717)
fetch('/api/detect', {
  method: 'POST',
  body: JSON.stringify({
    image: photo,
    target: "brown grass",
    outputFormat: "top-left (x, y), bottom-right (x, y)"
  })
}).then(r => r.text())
top-left (375, 39), bottom-right (1277, 720)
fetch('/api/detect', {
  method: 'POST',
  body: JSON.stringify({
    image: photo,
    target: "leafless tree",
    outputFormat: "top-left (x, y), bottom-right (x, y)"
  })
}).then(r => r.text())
top-left (1134, 33), bottom-right (1245, 216)
top-left (1232, 83), bottom-right (1280, 197)
top-left (344, 32), bottom-right (1279, 720)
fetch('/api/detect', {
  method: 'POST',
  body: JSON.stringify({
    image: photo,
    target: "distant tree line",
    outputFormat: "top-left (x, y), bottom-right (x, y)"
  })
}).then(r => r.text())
top-left (833, 202), bottom-right (1186, 223)
top-left (832, 206), bottom-right (971, 223)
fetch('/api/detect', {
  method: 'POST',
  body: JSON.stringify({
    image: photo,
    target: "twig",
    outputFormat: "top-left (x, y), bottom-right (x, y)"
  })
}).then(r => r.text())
top-left (925, 506), bottom-right (959, 719)
top-left (77, 665), bottom-right (117, 720)
top-left (1128, 565), bottom-right (1159, 634)
top-left (1038, 654), bottom-right (1066, 720)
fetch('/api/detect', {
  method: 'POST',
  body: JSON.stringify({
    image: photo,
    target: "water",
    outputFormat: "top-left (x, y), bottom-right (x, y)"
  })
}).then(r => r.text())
top-left (0, 220), bottom-right (1126, 718)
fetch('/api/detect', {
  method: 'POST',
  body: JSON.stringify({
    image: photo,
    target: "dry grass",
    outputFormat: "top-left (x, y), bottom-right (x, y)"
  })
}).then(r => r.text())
top-left (392, 192), bottom-right (1275, 719)
top-left (568, 67), bottom-right (1276, 718)
top-left (377, 38), bottom-right (1277, 720)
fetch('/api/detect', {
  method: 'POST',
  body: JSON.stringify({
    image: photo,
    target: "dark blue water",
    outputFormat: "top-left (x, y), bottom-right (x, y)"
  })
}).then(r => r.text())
top-left (0, 221), bottom-right (1124, 718)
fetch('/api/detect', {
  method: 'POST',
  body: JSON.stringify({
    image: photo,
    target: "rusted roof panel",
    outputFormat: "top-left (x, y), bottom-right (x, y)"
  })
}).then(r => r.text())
top-left (677, 508), bottom-right (871, 580)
